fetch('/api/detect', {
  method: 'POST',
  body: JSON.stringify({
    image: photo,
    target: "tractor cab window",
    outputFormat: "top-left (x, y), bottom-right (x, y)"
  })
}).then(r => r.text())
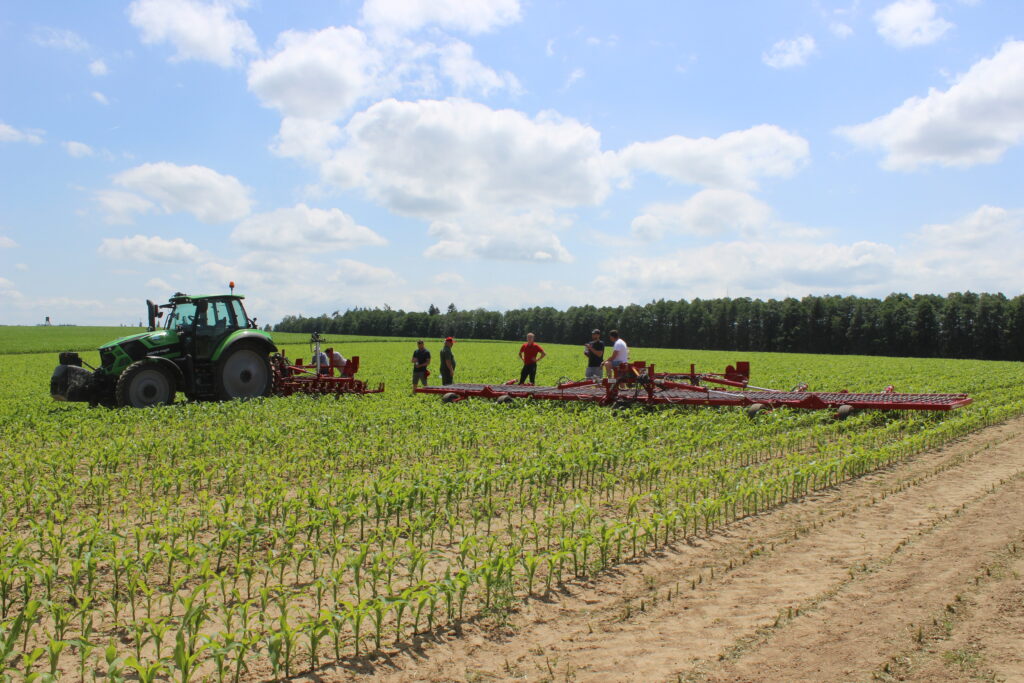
top-left (165, 303), bottom-right (198, 330)
top-left (197, 301), bottom-right (235, 331)
top-left (230, 300), bottom-right (249, 328)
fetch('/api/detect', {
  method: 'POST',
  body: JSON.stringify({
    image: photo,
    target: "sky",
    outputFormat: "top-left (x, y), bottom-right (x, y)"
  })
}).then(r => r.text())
top-left (1, 0), bottom-right (1023, 326)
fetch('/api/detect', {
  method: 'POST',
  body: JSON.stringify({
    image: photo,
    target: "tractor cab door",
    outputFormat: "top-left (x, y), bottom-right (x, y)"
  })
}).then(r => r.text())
top-left (193, 300), bottom-right (238, 359)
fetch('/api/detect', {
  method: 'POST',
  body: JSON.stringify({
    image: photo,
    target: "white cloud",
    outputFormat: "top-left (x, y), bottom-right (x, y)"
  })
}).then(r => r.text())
top-left (425, 211), bottom-right (573, 263)
top-left (330, 259), bottom-right (403, 286)
top-left (89, 59), bottom-right (109, 76)
top-left (362, 0), bottom-right (521, 36)
top-left (127, 0), bottom-right (258, 67)
top-left (92, 91), bottom-right (109, 105)
top-left (146, 277), bottom-right (174, 291)
top-left (270, 117), bottom-right (342, 162)
top-left (63, 141), bottom-right (94, 158)
top-left (99, 235), bottom-right (205, 263)
top-left (433, 271), bottom-right (465, 285)
top-left (0, 122), bottom-right (43, 144)
top-left (0, 236), bottom-right (17, 248)
top-left (874, 0), bottom-right (952, 48)
top-left (248, 26), bottom-right (384, 121)
top-left (601, 240), bottom-right (897, 299)
top-left (95, 190), bottom-right (158, 224)
top-left (113, 162), bottom-right (252, 223)
top-left (564, 67), bottom-right (585, 89)
top-left (0, 277), bottom-right (21, 299)
top-left (438, 40), bottom-right (520, 95)
top-left (905, 206), bottom-right (1024, 291)
top-left (631, 190), bottom-right (774, 241)
top-left (762, 35), bottom-right (816, 68)
top-left (837, 41), bottom-right (1024, 170)
top-left (323, 98), bottom-right (615, 217)
top-left (31, 27), bottom-right (89, 51)
top-left (830, 22), bottom-right (854, 38)
top-left (15, 263), bottom-right (28, 271)
top-left (231, 204), bottom-right (387, 251)
top-left (618, 124), bottom-right (810, 191)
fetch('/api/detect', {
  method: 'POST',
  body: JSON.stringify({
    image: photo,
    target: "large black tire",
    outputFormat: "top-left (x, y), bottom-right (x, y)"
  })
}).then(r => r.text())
top-left (215, 343), bottom-right (272, 400)
top-left (116, 360), bottom-right (175, 408)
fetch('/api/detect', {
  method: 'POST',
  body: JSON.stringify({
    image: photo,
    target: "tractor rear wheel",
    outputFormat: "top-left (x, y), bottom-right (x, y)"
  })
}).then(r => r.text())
top-left (215, 343), bottom-right (272, 400)
top-left (116, 360), bottom-right (175, 408)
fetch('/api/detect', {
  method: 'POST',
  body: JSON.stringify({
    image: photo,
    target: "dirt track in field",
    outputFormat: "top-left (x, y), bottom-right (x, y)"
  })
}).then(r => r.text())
top-left (311, 417), bottom-right (1024, 683)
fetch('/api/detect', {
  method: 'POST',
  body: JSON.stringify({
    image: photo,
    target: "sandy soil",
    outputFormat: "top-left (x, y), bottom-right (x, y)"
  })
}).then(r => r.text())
top-left (306, 417), bottom-right (1024, 683)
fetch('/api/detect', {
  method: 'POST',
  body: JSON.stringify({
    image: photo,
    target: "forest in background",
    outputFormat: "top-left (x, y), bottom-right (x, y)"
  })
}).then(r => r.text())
top-left (275, 292), bottom-right (1024, 361)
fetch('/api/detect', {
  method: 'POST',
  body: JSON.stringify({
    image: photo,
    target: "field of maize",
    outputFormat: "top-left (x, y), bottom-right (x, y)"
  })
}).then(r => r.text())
top-left (2, 325), bottom-right (1024, 681)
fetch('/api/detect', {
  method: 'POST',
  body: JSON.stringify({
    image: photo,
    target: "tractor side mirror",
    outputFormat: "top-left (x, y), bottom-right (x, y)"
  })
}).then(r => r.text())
top-left (146, 300), bottom-right (158, 331)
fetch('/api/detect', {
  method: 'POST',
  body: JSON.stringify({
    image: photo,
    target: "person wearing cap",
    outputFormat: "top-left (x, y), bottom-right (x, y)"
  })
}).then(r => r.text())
top-left (411, 340), bottom-right (431, 391)
top-left (583, 329), bottom-right (604, 380)
top-left (602, 329), bottom-right (629, 378)
top-left (517, 332), bottom-right (547, 385)
top-left (440, 336), bottom-right (456, 385)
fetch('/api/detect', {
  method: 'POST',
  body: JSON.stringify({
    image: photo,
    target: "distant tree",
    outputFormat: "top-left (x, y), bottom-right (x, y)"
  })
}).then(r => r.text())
top-left (428, 304), bottom-right (440, 316)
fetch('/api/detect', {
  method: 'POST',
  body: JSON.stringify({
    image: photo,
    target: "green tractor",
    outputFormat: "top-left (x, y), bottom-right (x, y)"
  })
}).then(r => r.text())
top-left (51, 291), bottom-right (277, 408)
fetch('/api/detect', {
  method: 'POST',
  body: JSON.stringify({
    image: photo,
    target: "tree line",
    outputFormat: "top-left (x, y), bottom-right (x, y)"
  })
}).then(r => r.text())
top-left (275, 292), bottom-right (1024, 361)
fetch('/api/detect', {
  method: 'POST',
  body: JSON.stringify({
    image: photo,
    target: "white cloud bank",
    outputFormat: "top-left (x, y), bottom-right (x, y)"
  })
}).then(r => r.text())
top-left (606, 204), bottom-right (1024, 302)
top-left (837, 41), bottom-right (1024, 170)
top-left (618, 124), bottom-right (810, 191)
top-left (99, 235), bottom-right (205, 263)
top-left (110, 162), bottom-right (252, 223)
top-left (232, 204), bottom-right (387, 251)
top-left (319, 98), bottom-right (617, 262)
top-left (127, 0), bottom-right (259, 67)
top-left (874, 0), bottom-right (952, 48)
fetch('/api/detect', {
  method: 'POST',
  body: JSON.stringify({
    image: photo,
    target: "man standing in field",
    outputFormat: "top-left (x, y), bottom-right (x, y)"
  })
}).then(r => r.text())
top-left (440, 336), bottom-right (456, 385)
top-left (603, 329), bottom-right (629, 378)
top-left (325, 347), bottom-right (347, 376)
top-left (583, 329), bottom-right (604, 380)
top-left (411, 340), bottom-right (431, 392)
top-left (518, 332), bottom-right (546, 384)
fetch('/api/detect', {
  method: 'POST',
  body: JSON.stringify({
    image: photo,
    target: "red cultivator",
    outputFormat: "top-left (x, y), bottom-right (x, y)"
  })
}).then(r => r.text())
top-left (414, 361), bottom-right (971, 417)
top-left (269, 333), bottom-right (384, 397)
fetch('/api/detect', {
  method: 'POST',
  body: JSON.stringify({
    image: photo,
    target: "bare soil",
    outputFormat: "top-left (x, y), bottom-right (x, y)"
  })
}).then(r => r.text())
top-left (304, 416), bottom-right (1024, 683)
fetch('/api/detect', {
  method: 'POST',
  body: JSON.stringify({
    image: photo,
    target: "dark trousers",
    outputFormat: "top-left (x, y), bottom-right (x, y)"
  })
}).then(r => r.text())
top-left (519, 362), bottom-right (537, 384)
top-left (441, 369), bottom-right (454, 385)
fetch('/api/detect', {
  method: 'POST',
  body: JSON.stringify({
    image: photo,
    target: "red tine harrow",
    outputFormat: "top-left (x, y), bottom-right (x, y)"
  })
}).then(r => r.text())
top-left (414, 361), bottom-right (970, 417)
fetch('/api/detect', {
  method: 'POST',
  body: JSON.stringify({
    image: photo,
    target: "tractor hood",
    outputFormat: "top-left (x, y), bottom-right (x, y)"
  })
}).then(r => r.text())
top-left (99, 329), bottom-right (179, 352)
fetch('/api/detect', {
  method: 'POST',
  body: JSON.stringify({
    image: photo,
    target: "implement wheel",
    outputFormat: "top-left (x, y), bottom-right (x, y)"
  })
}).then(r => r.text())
top-left (836, 404), bottom-right (856, 420)
top-left (215, 343), bottom-right (272, 400)
top-left (495, 395), bottom-right (513, 405)
top-left (116, 360), bottom-right (175, 408)
top-left (442, 392), bottom-right (459, 403)
top-left (746, 402), bottom-right (765, 419)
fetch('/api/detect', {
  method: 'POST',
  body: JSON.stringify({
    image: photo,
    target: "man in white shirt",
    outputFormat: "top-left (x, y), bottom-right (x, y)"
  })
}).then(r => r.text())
top-left (603, 330), bottom-right (629, 378)
top-left (325, 347), bottom-right (347, 376)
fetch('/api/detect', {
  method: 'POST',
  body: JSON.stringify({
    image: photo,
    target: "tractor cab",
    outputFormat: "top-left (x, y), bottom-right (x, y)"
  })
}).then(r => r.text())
top-left (156, 293), bottom-right (257, 360)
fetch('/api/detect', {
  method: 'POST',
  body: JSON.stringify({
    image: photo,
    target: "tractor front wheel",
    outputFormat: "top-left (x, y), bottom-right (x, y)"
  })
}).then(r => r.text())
top-left (215, 343), bottom-right (272, 400)
top-left (116, 360), bottom-right (175, 408)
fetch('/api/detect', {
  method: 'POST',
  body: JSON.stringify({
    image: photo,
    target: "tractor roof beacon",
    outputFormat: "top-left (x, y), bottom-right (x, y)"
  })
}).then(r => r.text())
top-left (51, 291), bottom-right (277, 408)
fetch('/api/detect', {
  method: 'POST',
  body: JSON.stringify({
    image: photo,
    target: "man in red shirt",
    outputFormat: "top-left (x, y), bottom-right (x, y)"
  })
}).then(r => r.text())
top-left (518, 332), bottom-right (547, 384)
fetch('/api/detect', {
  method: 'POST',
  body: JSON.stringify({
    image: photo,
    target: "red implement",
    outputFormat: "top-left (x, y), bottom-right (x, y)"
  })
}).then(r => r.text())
top-left (415, 361), bottom-right (970, 413)
top-left (270, 353), bottom-right (384, 397)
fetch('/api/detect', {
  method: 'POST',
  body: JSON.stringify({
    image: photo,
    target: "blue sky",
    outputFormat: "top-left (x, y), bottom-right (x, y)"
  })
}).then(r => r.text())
top-left (1, 0), bottom-right (1022, 325)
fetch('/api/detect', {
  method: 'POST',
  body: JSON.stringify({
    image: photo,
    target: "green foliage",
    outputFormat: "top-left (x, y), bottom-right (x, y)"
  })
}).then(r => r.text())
top-left (1, 334), bottom-right (1023, 678)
